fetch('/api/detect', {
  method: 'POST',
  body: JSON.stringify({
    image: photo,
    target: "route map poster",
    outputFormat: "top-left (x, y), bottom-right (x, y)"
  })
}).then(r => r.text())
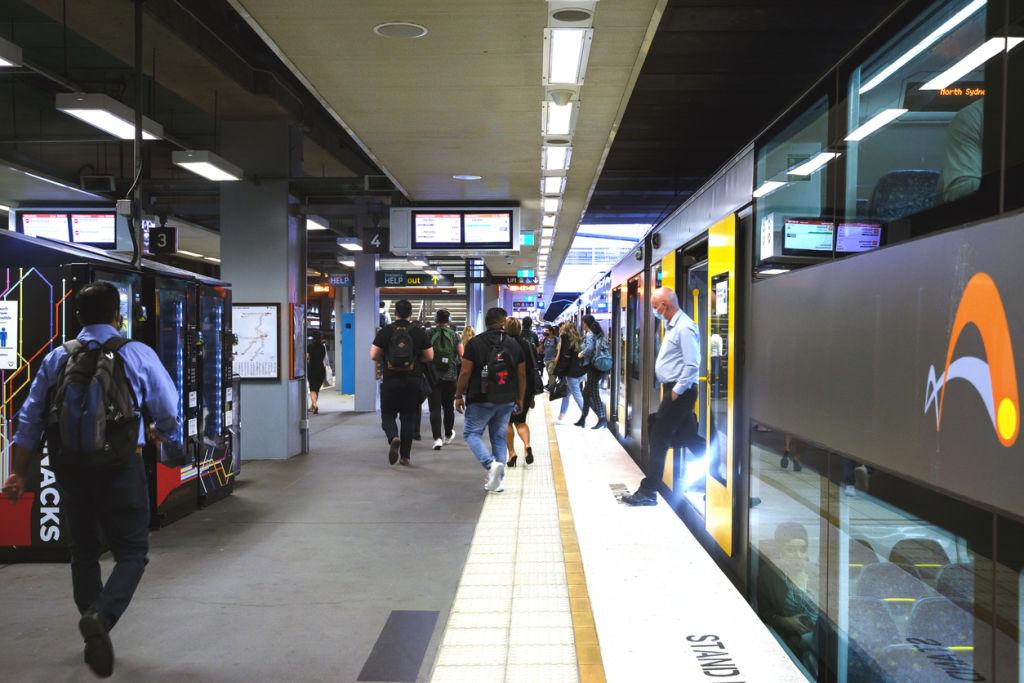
top-left (232, 303), bottom-right (280, 380)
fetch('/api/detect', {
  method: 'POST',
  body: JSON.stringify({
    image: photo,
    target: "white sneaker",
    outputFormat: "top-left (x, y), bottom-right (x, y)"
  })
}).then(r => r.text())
top-left (433, 438), bottom-right (443, 450)
top-left (555, 414), bottom-right (566, 424)
top-left (444, 432), bottom-right (455, 445)
top-left (485, 461), bottom-right (505, 491)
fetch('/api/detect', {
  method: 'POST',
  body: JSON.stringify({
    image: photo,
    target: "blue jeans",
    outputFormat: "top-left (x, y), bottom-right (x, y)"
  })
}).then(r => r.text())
top-left (463, 401), bottom-right (516, 468)
top-left (560, 376), bottom-right (585, 416)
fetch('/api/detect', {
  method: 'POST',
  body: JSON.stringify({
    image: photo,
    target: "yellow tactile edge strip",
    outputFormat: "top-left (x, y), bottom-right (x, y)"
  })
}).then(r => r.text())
top-left (545, 400), bottom-right (607, 683)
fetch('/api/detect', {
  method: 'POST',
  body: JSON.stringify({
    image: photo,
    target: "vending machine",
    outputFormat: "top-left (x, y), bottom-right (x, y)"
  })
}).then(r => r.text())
top-left (196, 280), bottom-right (237, 505)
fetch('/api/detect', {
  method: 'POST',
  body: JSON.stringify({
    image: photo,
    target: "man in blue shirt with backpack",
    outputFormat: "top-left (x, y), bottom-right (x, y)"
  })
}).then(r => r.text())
top-left (455, 307), bottom-right (526, 493)
top-left (3, 281), bottom-right (180, 678)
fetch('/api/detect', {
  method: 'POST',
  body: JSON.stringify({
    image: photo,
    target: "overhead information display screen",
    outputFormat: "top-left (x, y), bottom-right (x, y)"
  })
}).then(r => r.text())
top-left (464, 212), bottom-right (512, 246)
top-left (783, 219), bottom-right (834, 254)
top-left (70, 213), bottom-right (116, 246)
top-left (836, 223), bottom-right (883, 253)
top-left (413, 213), bottom-right (462, 247)
top-left (411, 209), bottom-right (515, 250)
top-left (20, 213), bottom-right (70, 241)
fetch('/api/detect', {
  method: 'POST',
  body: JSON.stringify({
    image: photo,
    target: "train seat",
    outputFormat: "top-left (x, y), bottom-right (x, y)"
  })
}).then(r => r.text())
top-left (908, 596), bottom-right (973, 647)
top-left (846, 597), bottom-right (903, 683)
top-left (878, 643), bottom-right (969, 683)
top-left (936, 562), bottom-right (975, 607)
top-left (849, 537), bottom-right (879, 579)
top-left (889, 537), bottom-right (950, 583)
top-left (855, 561), bottom-right (935, 624)
top-left (867, 170), bottom-right (941, 222)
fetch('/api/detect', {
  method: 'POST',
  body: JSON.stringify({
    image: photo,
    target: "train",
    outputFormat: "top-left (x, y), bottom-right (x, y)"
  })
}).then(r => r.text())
top-left (559, 0), bottom-right (1024, 680)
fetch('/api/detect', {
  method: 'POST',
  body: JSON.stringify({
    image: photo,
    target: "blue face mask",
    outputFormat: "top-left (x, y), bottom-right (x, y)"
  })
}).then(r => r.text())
top-left (653, 306), bottom-right (665, 322)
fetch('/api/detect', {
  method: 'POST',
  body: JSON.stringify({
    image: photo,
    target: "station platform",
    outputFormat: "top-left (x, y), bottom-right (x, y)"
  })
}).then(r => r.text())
top-left (0, 389), bottom-right (802, 682)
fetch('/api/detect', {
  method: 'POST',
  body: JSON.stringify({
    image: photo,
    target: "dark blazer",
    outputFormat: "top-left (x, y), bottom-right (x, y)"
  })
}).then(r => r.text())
top-left (554, 334), bottom-right (586, 378)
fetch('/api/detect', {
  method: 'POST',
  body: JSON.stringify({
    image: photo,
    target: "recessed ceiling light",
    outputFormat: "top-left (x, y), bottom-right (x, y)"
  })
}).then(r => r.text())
top-left (453, 174), bottom-right (482, 181)
top-left (373, 22), bottom-right (428, 39)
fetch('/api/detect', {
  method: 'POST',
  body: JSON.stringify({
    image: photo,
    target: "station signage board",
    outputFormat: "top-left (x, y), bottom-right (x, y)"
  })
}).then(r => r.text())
top-left (508, 284), bottom-right (537, 292)
top-left (492, 275), bottom-right (539, 286)
top-left (512, 301), bottom-right (536, 311)
top-left (329, 274), bottom-right (352, 287)
top-left (376, 271), bottom-right (454, 287)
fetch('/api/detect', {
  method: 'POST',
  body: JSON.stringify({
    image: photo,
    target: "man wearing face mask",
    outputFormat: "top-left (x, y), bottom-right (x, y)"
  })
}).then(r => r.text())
top-left (622, 287), bottom-right (705, 506)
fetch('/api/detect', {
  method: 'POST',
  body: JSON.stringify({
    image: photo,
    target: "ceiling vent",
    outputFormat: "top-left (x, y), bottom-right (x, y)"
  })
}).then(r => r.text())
top-left (373, 22), bottom-right (429, 39)
top-left (364, 175), bottom-right (395, 192)
top-left (548, 1), bottom-right (597, 28)
top-left (80, 175), bottom-right (116, 193)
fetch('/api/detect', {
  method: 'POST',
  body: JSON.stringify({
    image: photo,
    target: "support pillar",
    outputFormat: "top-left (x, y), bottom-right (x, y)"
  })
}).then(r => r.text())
top-left (220, 121), bottom-right (304, 459)
top-left (353, 253), bottom-right (378, 412)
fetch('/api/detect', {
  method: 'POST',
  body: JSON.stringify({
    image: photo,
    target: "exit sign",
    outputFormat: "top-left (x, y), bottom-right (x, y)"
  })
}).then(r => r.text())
top-left (517, 269), bottom-right (535, 278)
top-left (521, 233), bottom-right (535, 247)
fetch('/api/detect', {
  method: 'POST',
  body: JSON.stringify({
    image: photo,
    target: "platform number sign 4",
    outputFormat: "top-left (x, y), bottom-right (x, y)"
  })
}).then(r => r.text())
top-left (150, 226), bottom-right (178, 254)
top-left (361, 227), bottom-right (389, 254)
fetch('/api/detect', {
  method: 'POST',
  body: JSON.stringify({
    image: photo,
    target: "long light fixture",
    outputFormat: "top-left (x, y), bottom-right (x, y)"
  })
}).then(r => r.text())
top-left (0, 204), bottom-right (11, 212)
top-left (541, 237), bottom-right (552, 247)
top-left (543, 101), bottom-right (576, 136)
top-left (543, 176), bottom-right (566, 194)
top-left (543, 197), bottom-right (561, 213)
top-left (306, 216), bottom-right (329, 231)
top-left (338, 258), bottom-right (355, 267)
top-left (845, 108), bottom-right (908, 142)
top-left (178, 249), bottom-right (203, 258)
top-left (787, 152), bottom-right (841, 177)
top-left (542, 214), bottom-right (557, 227)
top-left (172, 150), bottom-right (242, 181)
top-left (56, 93), bottom-right (164, 141)
top-left (542, 227), bottom-right (555, 238)
top-left (860, 0), bottom-right (987, 93)
top-left (204, 256), bottom-right (222, 263)
top-left (11, 166), bottom-right (95, 195)
top-left (544, 28), bottom-right (593, 85)
top-left (336, 236), bottom-right (363, 251)
top-left (409, 259), bottom-right (428, 268)
top-left (753, 180), bottom-right (787, 199)
top-left (543, 145), bottom-right (571, 171)
top-left (0, 36), bottom-right (23, 68)
top-left (921, 36), bottom-right (1023, 90)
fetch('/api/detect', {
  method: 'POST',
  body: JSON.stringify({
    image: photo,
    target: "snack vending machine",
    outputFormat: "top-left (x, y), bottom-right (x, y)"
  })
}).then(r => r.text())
top-left (197, 281), bottom-right (237, 505)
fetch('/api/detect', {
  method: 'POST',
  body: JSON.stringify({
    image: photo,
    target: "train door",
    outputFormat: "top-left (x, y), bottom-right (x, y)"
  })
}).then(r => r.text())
top-left (610, 286), bottom-right (622, 434)
top-left (625, 276), bottom-right (643, 450)
top-left (680, 249), bottom-right (709, 516)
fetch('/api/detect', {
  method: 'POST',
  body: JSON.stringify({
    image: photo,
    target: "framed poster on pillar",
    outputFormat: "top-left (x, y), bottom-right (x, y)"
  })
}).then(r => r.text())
top-left (231, 303), bottom-right (280, 380)
top-left (290, 303), bottom-right (305, 380)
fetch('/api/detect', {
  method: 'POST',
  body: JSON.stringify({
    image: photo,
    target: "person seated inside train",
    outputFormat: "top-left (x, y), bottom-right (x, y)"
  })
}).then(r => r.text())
top-left (939, 98), bottom-right (983, 203)
top-left (757, 521), bottom-right (820, 675)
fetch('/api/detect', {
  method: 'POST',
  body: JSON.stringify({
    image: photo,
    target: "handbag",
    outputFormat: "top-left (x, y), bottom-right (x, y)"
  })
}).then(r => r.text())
top-left (548, 376), bottom-right (568, 401)
top-left (593, 336), bottom-right (612, 373)
top-left (323, 361), bottom-right (335, 388)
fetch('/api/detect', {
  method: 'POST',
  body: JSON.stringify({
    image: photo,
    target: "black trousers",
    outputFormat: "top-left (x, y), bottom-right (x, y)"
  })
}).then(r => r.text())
top-left (641, 384), bottom-right (704, 494)
top-left (381, 375), bottom-right (424, 458)
top-left (581, 367), bottom-right (607, 420)
top-left (428, 379), bottom-right (457, 439)
top-left (59, 453), bottom-right (150, 630)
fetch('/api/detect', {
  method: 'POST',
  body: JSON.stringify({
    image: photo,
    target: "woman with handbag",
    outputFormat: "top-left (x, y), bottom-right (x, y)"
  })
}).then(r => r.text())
top-left (553, 322), bottom-right (586, 424)
top-left (578, 314), bottom-right (610, 430)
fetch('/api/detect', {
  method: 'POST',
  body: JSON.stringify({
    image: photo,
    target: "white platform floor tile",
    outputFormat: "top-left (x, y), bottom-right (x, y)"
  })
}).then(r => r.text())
top-left (504, 664), bottom-right (579, 683)
top-left (431, 664), bottom-right (506, 683)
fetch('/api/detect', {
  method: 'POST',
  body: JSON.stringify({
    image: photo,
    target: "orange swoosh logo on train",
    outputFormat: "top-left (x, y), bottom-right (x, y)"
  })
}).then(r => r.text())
top-left (924, 273), bottom-right (1019, 447)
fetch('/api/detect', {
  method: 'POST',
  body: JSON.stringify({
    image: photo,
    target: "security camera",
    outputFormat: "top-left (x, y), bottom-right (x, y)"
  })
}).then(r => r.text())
top-left (505, 255), bottom-right (514, 264)
top-left (547, 89), bottom-right (575, 106)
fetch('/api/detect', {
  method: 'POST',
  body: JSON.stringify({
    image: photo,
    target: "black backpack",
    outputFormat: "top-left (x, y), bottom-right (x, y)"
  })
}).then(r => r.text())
top-left (481, 332), bottom-right (518, 404)
top-left (386, 323), bottom-right (417, 372)
top-left (46, 338), bottom-right (140, 470)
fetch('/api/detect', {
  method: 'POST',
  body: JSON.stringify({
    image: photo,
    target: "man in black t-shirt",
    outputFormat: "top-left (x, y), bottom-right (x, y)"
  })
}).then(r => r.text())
top-left (371, 299), bottom-right (433, 465)
top-left (455, 307), bottom-right (526, 493)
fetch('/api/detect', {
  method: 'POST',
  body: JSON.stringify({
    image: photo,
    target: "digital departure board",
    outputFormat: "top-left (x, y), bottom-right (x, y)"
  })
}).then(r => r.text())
top-left (783, 219), bottom-right (834, 254)
top-left (70, 213), bottom-right (116, 247)
top-left (464, 212), bottom-right (512, 246)
top-left (410, 209), bottom-right (514, 250)
top-left (836, 223), bottom-right (883, 253)
top-left (20, 213), bottom-right (70, 241)
top-left (413, 213), bottom-right (462, 247)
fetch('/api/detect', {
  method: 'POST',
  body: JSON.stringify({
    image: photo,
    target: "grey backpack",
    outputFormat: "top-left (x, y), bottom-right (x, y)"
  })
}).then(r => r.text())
top-left (45, 338), bottom-right (141, 470)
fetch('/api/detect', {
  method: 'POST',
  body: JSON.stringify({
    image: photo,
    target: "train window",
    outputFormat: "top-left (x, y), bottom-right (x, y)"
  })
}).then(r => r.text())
top-left (753, 94), bottom-right (834, 277)
top-left (841, 0), bottom-right (1002, 245)
top-left (749, 423), bottom-right (997, 681)
top-left (995, 515), bottom-right (1024, 681)
top-left (1006, 1), bottom-right (1024, 210)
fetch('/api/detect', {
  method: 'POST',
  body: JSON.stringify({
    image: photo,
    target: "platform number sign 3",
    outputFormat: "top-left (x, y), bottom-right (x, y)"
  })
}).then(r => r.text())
top-left (361, 227), bottom-right (389, 254)
top-left (150, 226), bottom-right (178, 254)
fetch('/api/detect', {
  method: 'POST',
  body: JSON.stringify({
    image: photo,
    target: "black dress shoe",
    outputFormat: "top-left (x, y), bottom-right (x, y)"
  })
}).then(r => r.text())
top-left (621, 490), bottom-right (657, 506)
top-left (388, 437), bottom-right (401, 465)
top-left (79, 611), bottom-right (114, 678)
top-left (413, 434), bottom-right (422, 441)
top-left (592, 419), bottom-right (608, 430)
top-left (573, 417), bottom-right (587, 427)
top-left (525, 447), bottom-right (534, 465)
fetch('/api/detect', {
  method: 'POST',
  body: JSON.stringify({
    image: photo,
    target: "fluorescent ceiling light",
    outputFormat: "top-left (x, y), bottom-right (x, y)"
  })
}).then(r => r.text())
top-left (336, 236), bottom-right (363, 251)
top-left (753, 180), bottom-right (787, 198)
top-left (306, 216), bottom-right (329, 231)
top-left (539, 246), bottom-right (551, 254)
top-left (543, 197), bottom-right (561, 213)
top-left (860, 0), bottom-right (987, 93)
top-left (546, 28), bottom-right (592, 85)
top-left (542, 238), bottom-right (552, 247)
top-left (542, 214), bottom-right (557, 227)
top-left (0, 204), bottom-right (10, 212)
top-left (204, 256), bottom-right (221, 263)
top-left (453, 174), bottom-right (482, 181)
top-left (920, 36), bottom-right (1023, 90)
top-left (787, 152), bottom-right (841, 177)
top-left (338, 258), bottom-right (355, 267)
top-left (12, 167), bottom-right (94, 195)
top-left (178, 250), bottom-right (203, 258)
top-left (172, 150), bottom-right (242, 181)
top-left (759, 268), bottom-right (790, 275)
top-left (544, 101), bottom-right (574, 136)
top-left (0, 37), bottom-right (23, 68)
top-left (56, 92), bottom-right (163, 140)
top-left (541, 227), bottom-right (555, 238)
top-left (543, 145), bottom-right (571, 171)
top-left (845, 108), bottom-right (908, 142)
top-left (543, 176), bottom-right (566, 195)
top-left (426, 269), bottom-right (441, 277)
top-left (409, 259), bottom-right (428, 268)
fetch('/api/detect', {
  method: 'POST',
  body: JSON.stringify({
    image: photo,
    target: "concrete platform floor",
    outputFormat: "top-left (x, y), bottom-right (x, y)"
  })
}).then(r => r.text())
top-left (0, 394), bottom-right (483, 682)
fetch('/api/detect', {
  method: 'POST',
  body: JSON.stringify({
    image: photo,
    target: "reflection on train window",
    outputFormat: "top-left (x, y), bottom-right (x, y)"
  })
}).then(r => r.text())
top-left (156, 286), bottom-right (187, 466)
top-left (754, 94), bottom-right (832, 278)
top-left (843, 0), bottom-right (1002, 244)
top-left (1006, 2), bottom-right (1024, 210)
top-left (995, 515), bottom-right (1024, 681)
top-left (749, 424), bottom-right (997, 682)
